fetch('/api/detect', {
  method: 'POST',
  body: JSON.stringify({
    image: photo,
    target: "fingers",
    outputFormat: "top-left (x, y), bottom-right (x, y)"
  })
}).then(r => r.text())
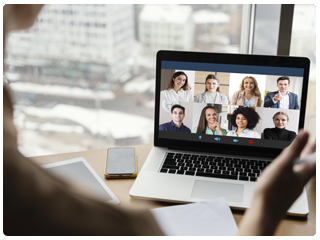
top-left (277, 131), bottom-right (309, 167)
top-left (293, 159), bottom-right (316, 184)
top-left (301, 141), bottom-right (316, 158)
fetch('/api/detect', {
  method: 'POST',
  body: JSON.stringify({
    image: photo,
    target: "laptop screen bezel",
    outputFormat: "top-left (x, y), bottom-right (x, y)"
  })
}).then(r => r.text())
top-left (154, 50), bottom-right (310, 158)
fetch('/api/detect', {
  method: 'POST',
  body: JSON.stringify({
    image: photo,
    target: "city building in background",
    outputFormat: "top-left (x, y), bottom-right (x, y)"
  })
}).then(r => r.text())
top-left (6, 4), bottom-right (135, 85)
top-left (139, 5), bottom-right (195, 59)
top-left (6, 4), bottom-right (315, 157)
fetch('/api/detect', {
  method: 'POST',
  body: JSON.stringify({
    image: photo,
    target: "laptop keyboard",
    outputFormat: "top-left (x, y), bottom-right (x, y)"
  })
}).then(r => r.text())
top-left (160, 152), bottom-right (271, 182)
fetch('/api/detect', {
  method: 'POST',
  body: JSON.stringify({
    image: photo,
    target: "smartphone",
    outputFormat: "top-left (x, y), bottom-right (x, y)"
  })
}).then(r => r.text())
top-left (104, 147), bottom-right (137, 178)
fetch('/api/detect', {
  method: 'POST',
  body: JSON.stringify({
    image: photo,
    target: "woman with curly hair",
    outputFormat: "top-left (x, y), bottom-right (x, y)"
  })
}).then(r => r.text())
top-left (227, 107), bottom-right (261, 138)
top-left (231, 76), bottom-right (263, 107)
top-left (160, 71), bottom-right (193, 102)
top-left (192, 105), bottom-right (227, 135)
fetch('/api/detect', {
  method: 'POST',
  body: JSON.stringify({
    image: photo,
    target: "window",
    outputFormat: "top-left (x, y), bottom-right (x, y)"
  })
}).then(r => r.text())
top-left (5, 4), bottom-right (243, 157)
top-left (290, 4), bottom-right (316, 118)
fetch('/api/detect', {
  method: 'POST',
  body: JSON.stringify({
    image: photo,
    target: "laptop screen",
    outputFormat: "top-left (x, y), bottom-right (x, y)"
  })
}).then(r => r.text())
top-left (155, 51), bottom-right (309, 155)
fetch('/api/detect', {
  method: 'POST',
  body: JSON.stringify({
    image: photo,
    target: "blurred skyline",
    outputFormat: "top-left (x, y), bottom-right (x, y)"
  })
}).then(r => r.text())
top-left (4, 4), bottom-right (315, 157)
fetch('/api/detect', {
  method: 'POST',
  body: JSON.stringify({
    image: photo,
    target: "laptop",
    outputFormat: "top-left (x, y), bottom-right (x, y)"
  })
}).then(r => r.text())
top-left (130, 50), bottom-right (310, 216)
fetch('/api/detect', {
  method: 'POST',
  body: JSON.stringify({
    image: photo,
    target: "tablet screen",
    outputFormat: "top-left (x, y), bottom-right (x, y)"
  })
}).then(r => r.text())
top-left (42, 158), bottom-right (119, 204)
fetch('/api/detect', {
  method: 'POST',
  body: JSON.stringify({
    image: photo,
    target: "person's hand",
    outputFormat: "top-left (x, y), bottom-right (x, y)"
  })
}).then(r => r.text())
top-left (274, 93), bottom-right (283, 101)
top-left (213, 122), bottom-right (224, 135)
top-left (253, 131), bottom-right (315, 218)
top-left (213, 122), bottom-right (221, 131)
top-left (238, 131), bottom-right (316, 235)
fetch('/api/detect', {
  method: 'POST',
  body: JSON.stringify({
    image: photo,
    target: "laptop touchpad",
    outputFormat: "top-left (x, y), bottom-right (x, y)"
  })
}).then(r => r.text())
top-left (191, 180), bottom-right (244, 202)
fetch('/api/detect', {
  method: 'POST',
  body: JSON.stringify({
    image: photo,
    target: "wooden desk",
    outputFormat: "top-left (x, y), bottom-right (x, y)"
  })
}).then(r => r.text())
top-left (30, 118), bottom-right (316, 236)
top-left (31, 143), bottom-right (316, 236)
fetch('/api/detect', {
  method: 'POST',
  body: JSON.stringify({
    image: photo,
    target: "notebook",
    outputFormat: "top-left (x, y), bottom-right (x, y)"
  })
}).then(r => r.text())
top-left (130, 50), bottom-right (310, 216)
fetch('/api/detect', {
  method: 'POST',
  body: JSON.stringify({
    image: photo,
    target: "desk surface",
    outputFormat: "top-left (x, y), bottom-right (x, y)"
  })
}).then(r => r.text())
top-left (31, 143), bottom-right (316, 236)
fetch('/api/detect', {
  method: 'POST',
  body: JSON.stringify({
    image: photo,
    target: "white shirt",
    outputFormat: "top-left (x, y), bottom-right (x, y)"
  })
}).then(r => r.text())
top-left (206, 92), bottom-right (217, 103)
top-left (160, 89), bottom-right (193, 102)
top-left (273, 91), bottom-right (290, 109)
top-left (194, 91), bottom-right (228, 104)
top-left (227, 128), bottom-right (261, 139)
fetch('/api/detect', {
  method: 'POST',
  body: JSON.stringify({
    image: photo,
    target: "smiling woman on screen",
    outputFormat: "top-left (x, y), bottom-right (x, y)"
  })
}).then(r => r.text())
top-left (231, 76), bottom-right (263, 107)
top-left (227, 106), bottom-right (261, 138)
top-left (194, 74), bottom-right (228, 104)
top-left (192, 105), bottom-right (226, 135)
top-left (160, 71), bottom-right (193, 102)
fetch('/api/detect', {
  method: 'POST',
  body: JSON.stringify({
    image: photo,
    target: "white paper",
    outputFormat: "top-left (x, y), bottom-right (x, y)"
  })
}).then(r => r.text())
top-left (150, 197), bottom-right (238, 236)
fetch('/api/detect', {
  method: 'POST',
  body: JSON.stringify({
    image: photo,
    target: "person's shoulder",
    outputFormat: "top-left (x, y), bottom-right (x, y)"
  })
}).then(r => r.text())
top-left (161, 89), bottom-right (169, 94)
top-left (249, 130), bottom-right (261, 138)
top-left (226, 130), bottom-right (235, 135)
top-left (192, 127), bottom-right (198, 133)
top-left (289, 92), bottom-right (298, 97)
top-left (263, 128), bottom-right (273, 133)
top-left (285, 128), bottom-right (297, 135)
top-left (183, 125), bottom-right (191, 132)
top-left (159, 121), bottom-right (171, 128)
top-left (195, 92), bottom-right (204, 96)
top-left (232, 90), bottom-right (239, 96)
top-left (218, 92), bottom-right (227, 98)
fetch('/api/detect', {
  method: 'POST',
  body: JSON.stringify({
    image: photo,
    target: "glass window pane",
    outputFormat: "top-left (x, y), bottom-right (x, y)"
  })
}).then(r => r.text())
top-left (5, 4), bottom-right (243, 157)
top-left (290, 4), bottom-right (316, 118)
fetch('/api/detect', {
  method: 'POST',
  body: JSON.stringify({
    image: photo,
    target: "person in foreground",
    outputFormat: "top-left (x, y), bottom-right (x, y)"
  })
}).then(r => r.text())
top-left (238, 131), bottom-right (315, 235)
top-left (192, 105), bottom-right (227, 135)
top-left (160, 71), bottom-right (193, 102)
top-left (194, 74), bottom-right (228, 104)
top-left (3, 4), bottom-right (316, 236)
top-left (227, 107), bottom-right (261, 138)
top-left (159, 104), bottom-right (191, 133)
top-left (264, 111), bottom-right (297, 141)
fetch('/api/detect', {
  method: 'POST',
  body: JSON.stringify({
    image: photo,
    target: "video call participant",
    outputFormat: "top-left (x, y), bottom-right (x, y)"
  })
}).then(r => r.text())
top-left (227, 107), bottom-right (261, 138)
top-left (194, 74), bottom-right (228, 104)
top-left (263, 76), bottom-right (299, 110)
top-left (160, 71), bottom-right (193, 102)
top-left (263, 112), bottom-right (297, 141)
top-left (192, 105), bottom-right (227, 135)
top-left (231, 76), bottom-right (263, 107)
top-left (159, 105), bottom-right (191, 133)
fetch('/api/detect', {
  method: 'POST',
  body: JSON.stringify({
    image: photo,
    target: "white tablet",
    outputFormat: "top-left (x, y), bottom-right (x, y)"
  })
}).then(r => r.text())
top-left (42, 157), bottom-right (120, 204)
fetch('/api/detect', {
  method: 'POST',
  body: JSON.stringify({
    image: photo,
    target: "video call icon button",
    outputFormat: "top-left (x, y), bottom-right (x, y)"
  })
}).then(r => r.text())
top-left (199, 136), bottom-right (202, 140)
top-left (214, 137), bottom-right (221, 141)
top-left (233, 139), bottom-right (239, 142)
top-left (249, 140), bottom-right (253, 144)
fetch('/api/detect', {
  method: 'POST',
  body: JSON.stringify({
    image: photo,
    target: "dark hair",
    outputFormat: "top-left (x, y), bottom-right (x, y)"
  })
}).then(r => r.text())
top-left (205, 74), bottom-right (220, 92)
top-left (277, 76), bottom-right (290, 84)
top-left (167, 71), bottom-right (191, 91)
top-left (171, 104), bottom-right (185, 114)
top-left (196, 105), bottom-right (218, 134)
top-left (230, 106), bottom-right (260, 129)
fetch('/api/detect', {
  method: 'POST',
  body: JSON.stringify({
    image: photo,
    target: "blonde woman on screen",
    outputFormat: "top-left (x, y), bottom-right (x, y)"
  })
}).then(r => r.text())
top-left (231, 76), bottom-right (263, 107)
top-left (160, 71), bottom-right (193, 102)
